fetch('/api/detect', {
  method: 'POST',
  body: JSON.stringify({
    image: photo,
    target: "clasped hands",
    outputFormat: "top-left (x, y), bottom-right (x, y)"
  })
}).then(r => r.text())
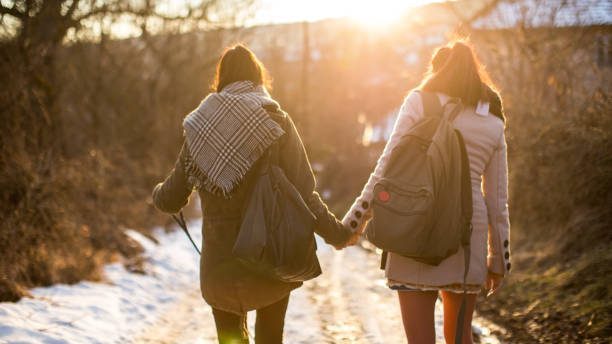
top-left (333, 222), bottom-right (367, 250)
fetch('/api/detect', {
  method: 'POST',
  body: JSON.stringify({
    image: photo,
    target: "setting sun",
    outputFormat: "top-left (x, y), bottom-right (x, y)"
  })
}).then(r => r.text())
top-left (344, 1), bottom-right (422, 28)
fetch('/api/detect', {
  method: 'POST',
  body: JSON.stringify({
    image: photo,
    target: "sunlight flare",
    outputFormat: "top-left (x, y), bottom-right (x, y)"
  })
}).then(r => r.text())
top-left (345, 1), bottom-right (420, 29)
top-left (253, 0), bottom-right (437, 27)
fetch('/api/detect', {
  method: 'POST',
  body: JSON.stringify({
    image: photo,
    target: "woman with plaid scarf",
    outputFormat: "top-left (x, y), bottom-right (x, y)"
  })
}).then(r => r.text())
top-left (151, 44), bottom-right (352, 344)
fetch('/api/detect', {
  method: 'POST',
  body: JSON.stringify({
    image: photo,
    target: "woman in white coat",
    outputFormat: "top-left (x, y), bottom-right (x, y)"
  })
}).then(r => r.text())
top-left (343, 41), bottom-right (511, 344)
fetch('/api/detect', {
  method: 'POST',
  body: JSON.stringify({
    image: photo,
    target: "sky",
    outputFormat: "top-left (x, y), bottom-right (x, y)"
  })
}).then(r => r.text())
top-left (250, 0), bottom-right (439, 26)
top-left (64, 0), bottom-right (441, 39)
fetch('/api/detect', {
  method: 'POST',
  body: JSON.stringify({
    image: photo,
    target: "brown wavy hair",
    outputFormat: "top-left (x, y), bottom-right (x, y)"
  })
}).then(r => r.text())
top-left (430, 44), bottom-right (505, 122)
top-left (212, 44), bottom-right (271, 92)
top-left (420, 41), bottom-right (495, 107)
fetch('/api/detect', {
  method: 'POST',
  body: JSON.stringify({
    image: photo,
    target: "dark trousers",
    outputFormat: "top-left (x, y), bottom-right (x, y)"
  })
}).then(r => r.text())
top-left (212, 294), bottom-right (290, 344)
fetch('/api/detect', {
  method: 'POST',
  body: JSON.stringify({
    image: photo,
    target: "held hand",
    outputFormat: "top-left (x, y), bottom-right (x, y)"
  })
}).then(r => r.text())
top-left (336, 209), bottom-right (370, 250)
top-left (332, 228), bottom-right (360, 250)
top-left (346, 221), bottom-right (367, 247)
top-left (345, 230), bottom-right (362, 247)
top-left (485, 271), bottom-right (504, 297)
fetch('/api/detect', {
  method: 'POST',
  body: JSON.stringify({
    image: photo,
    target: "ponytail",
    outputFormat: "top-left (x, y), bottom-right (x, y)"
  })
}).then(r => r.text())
top-left (420, 41), bottom-right (492, 107)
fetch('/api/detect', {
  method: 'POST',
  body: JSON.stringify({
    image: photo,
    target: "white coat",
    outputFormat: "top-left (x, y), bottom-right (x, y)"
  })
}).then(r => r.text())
top-left (343, 90), bottom-right (511, 290)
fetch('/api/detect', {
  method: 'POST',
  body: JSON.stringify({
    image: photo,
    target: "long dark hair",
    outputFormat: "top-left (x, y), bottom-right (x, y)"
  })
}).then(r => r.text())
top-left (420, 41), bottom-right (495, 107)
top-left (212, 44), bottom-right (271, 92)
top-left (429, 44), bottom-right (505, 122)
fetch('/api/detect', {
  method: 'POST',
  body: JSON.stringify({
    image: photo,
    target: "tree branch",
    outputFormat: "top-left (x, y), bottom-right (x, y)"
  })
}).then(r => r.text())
top-left (446, 0), bottom-right (501, 28)
top-left (73, 3), bottom-right (212, 23)
top-left (65, 0), bottom-right (82, 18)
top-left (467, 0), bottom-right (501, 24)
top-left (0, 4), bottom-right (26, 20)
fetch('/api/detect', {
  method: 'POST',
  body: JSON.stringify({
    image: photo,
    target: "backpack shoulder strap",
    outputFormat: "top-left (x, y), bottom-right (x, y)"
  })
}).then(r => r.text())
top-left (453, 128), bottom-right (473, 344)
top-left (419, 91), bottom-right (443, 118)
top-left (420, 91), bottom-right (464, 122)
top-left (262, 104), bottom-right (287, 165)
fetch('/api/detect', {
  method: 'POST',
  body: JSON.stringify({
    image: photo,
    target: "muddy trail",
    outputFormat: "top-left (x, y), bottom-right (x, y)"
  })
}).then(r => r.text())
top-left (137, 241), bottom-right (501, 344)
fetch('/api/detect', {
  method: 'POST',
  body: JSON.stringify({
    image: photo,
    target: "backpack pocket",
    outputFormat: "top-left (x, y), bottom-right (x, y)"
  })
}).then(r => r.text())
top-left (371, 181), bottom-right (431, 215)
top-left (366, 181), bottom-right (434, 258)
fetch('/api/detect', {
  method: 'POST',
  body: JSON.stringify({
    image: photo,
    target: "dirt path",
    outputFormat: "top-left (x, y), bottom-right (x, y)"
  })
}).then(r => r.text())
top-left (136, 244), bottom-right (501, 343)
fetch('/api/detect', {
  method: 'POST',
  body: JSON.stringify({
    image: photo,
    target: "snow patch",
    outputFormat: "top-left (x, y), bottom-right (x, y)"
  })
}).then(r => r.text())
top-left (0, 221), bottom-right (203, 344)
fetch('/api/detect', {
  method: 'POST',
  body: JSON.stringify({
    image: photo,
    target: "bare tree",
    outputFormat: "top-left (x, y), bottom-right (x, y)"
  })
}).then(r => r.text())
top-left (0, 0), bottom-right (255, 301)
top-left (448, 0), bottom-right (611, 236)
top-left (0, 0), bottom-right (253, 153)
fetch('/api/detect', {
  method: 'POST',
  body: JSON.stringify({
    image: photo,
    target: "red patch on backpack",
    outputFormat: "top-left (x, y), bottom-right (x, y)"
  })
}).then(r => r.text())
top-left (378, 190), bottom-right (390, 202)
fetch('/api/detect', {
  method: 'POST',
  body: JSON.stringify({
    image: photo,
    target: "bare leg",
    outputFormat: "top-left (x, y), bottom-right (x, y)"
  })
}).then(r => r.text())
top-left (440, 291), bottom-right (477, 344)
top-left (397, 290), bottom-right (438, 344)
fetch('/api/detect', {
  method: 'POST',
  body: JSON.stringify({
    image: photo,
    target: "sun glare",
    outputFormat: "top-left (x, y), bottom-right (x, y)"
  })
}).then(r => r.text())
top-left (345, 1), bottom-right (417, 29)
top-left (253, 0), bottom-right (436, 28)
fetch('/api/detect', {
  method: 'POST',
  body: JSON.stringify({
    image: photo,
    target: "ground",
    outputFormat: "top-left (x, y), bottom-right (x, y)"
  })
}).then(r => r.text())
top-left (0, 220), bottom-right (500, 344)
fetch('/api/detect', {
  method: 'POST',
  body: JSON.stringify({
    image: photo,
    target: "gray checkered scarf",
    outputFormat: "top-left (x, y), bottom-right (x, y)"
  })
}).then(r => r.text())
top-left (183, 81), bottom-right (285, 198)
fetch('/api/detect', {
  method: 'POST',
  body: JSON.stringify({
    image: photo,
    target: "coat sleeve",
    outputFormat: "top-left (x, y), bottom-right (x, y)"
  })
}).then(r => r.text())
top-left (483, 131), bottom-right (511, 275)
top-left (278, 114), bottom-right (352, 247)
top-left (341, 90), bottom-right (424, 233)
top-left (151, 142), bottom-right (193, 214)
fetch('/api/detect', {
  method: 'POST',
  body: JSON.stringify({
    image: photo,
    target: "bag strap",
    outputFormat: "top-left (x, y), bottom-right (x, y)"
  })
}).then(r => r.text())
top-left (380, 251), bottom-right (388, 270)
top-left (421, 91), bottom-right (463, 122)
top-left (456, 130), bottom-right (473, 246)
top-left (455, 242), bottom-right (470, 344)
top-left (444, 99), bottom-right (463, 122)
top-left (454, 129), bottom-right (473, 344)
top-left (420, 91), bottom-right (443, 118)
top-left (268, 139), bottom-right (281, 167)
top-left (172, 211), bottom-right (201, 255)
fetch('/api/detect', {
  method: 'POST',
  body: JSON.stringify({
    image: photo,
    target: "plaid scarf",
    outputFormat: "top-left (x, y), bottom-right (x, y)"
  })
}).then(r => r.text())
top-left (183, 81), bottom-right (285, 198)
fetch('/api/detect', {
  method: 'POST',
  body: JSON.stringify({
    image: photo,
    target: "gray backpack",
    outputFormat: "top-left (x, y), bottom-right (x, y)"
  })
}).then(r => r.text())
top-left (366, 91), bottom-right (472, 268)
top-left (366, 91), bottom-right (474, 344)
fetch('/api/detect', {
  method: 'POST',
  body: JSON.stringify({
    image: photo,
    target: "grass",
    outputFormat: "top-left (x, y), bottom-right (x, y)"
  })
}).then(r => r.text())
top-left (477, 223), bottom-right (612, 343)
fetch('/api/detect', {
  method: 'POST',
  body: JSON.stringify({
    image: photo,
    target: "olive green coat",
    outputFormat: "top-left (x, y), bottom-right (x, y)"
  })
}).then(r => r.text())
top-left (152, 105), bottom-right (350, 315)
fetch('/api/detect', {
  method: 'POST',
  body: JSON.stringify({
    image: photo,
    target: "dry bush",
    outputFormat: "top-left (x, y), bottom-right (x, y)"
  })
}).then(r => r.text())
top-left (0, 38), bottom-right (206, 300)
top-left (468, 3), bottom-right (612, 339)
top-left (0, 0), bottom-right (250, 301)
top-left (473, 23), bottom-right (612, 246)
top-left (0, 129), bottom-right (162, 300)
